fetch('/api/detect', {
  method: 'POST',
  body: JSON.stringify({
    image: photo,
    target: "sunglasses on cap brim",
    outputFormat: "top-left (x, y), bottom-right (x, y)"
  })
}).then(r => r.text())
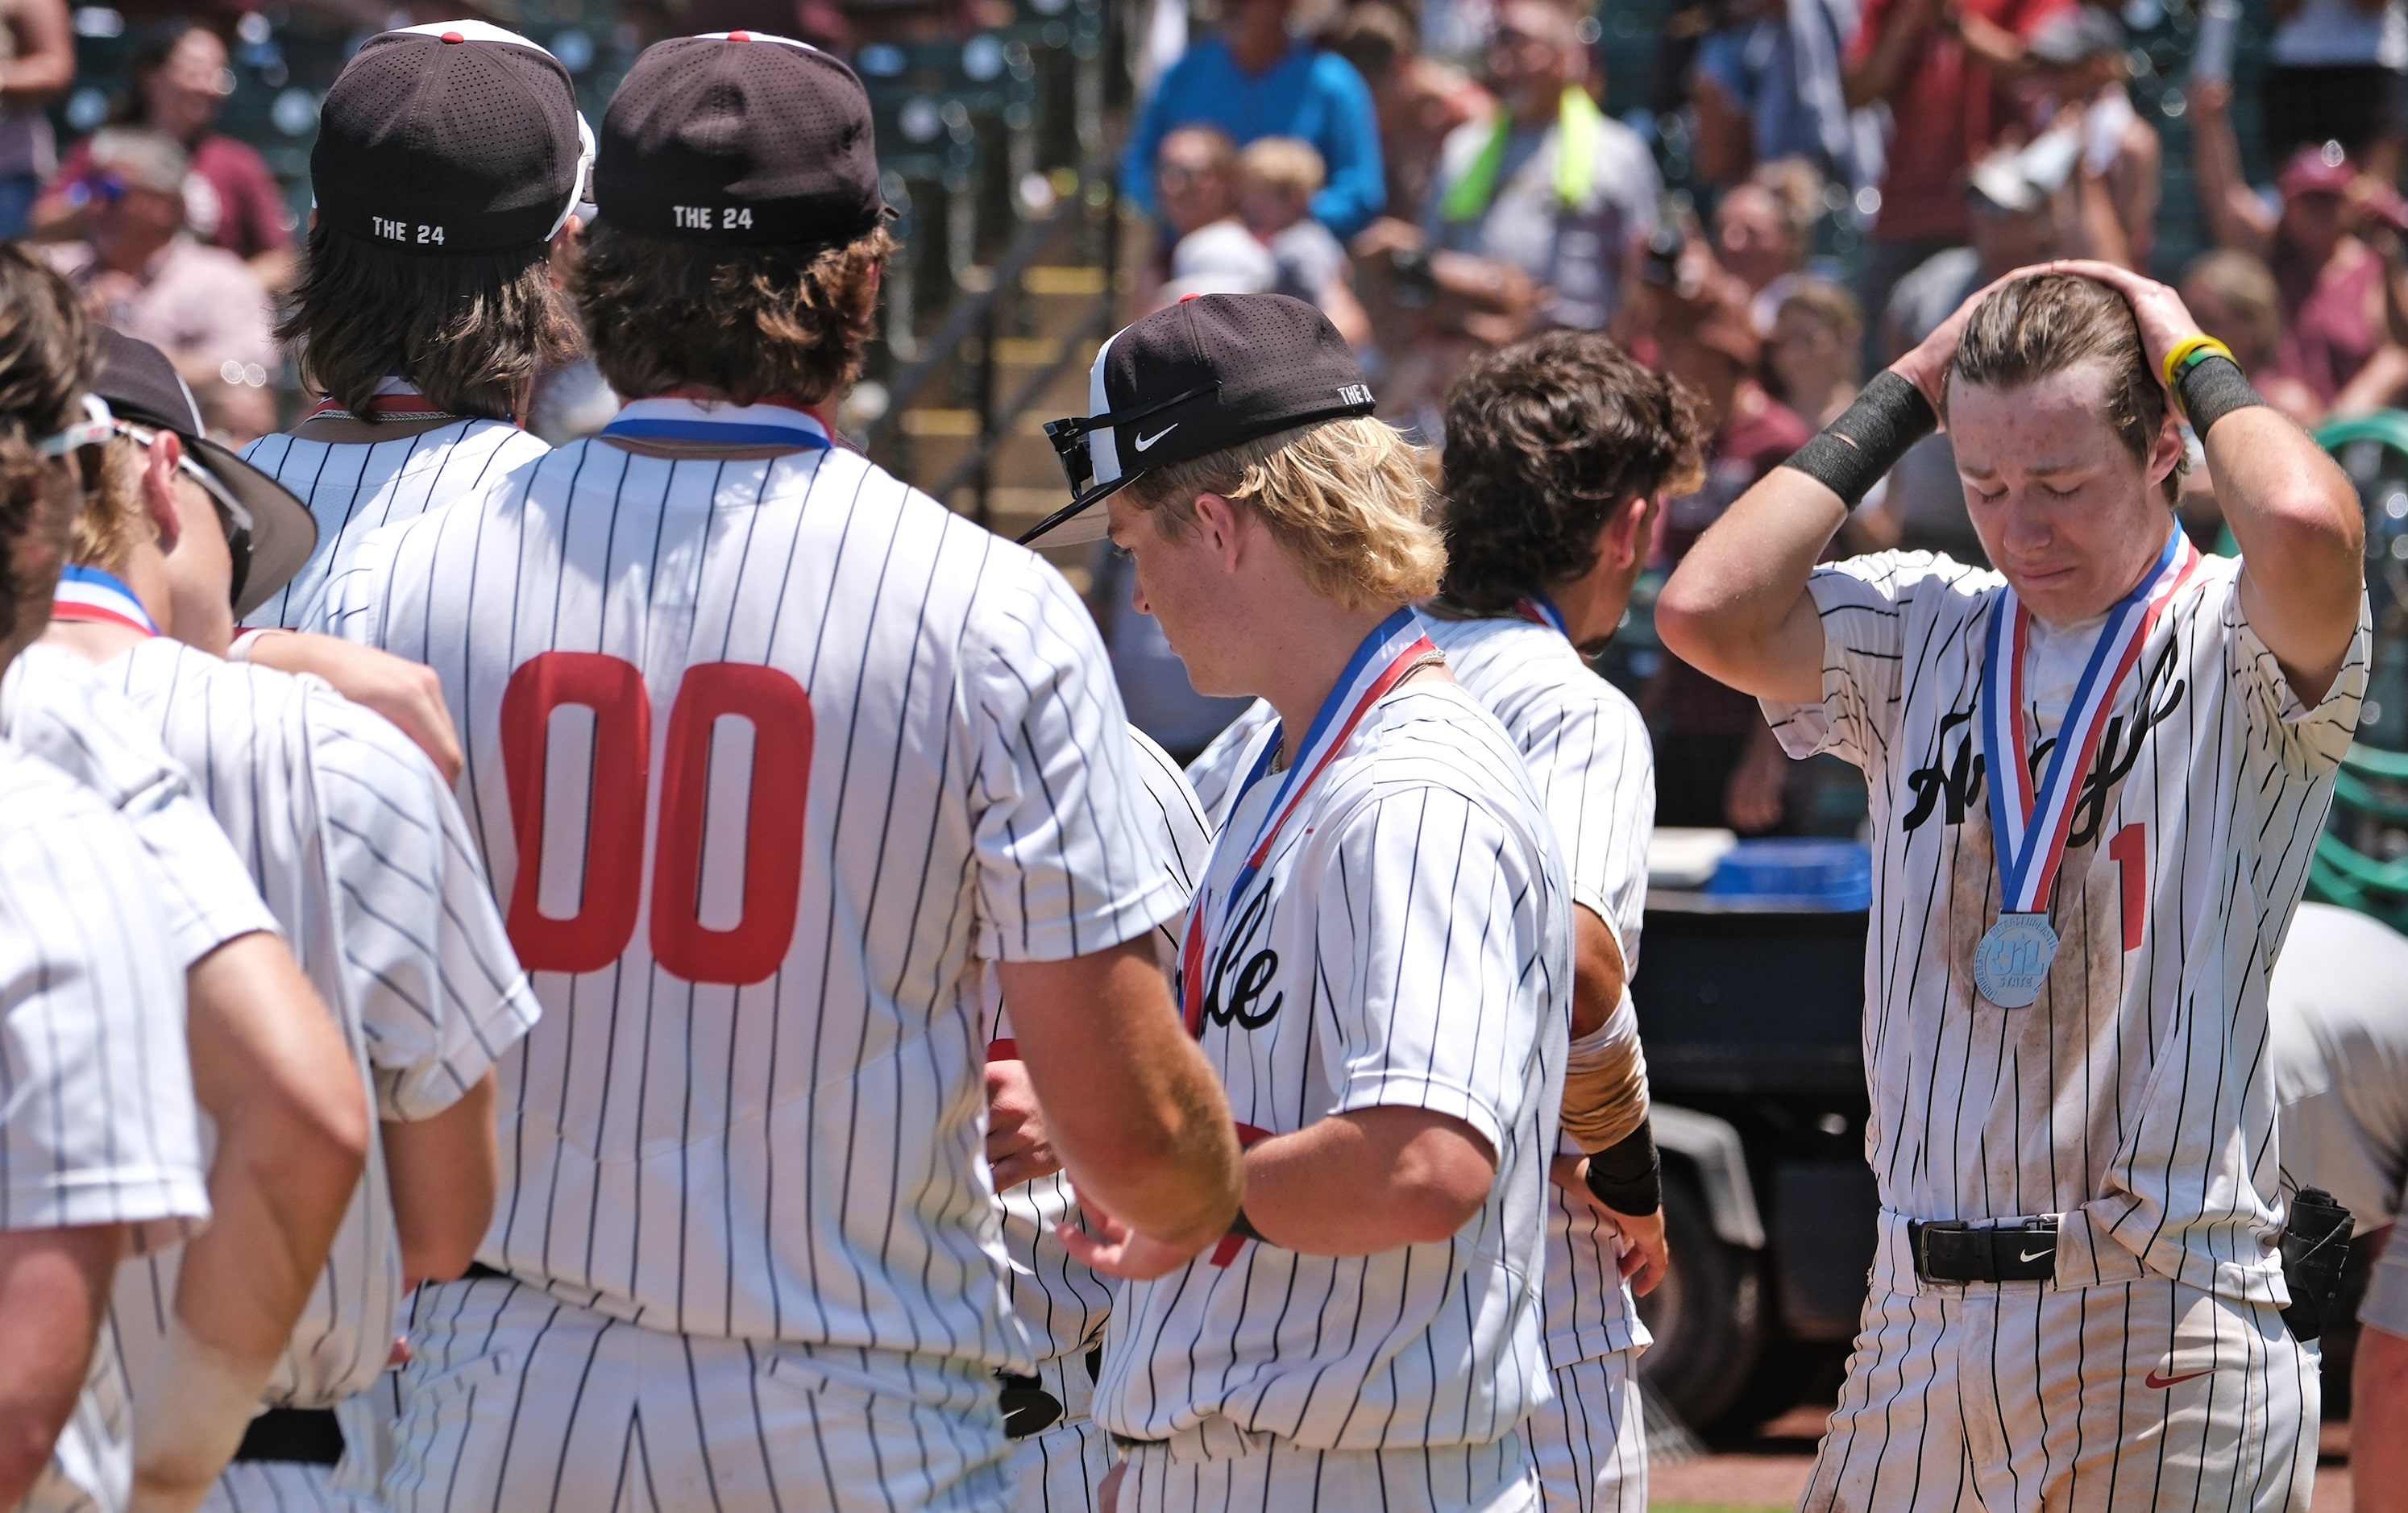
top-left (38, 394), bottom-right (257, 610)
top-left (1026, 380), bottom-right (1218, 545)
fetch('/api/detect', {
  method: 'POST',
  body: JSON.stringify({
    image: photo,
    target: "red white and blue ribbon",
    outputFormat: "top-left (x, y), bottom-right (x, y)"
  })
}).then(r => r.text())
top-left (52, 564), bottom-right (158, 635)
top-left (1979, 529), bottom-right (2198, 911)
top-left (1514, 594), bottom-right (1568, 638)
top-left (1179, 605), bottom-right (1434, 1038)
top-left (600, 395), bottom-right (831, 450)
top-left (303, 377), bottom-right (459, 424)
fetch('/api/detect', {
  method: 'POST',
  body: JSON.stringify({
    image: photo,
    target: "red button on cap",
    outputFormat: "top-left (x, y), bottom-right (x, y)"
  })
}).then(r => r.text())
top-left (440, 29), bottom-right (464, 41)
top-left (729, 29), bottom-right (750, 39)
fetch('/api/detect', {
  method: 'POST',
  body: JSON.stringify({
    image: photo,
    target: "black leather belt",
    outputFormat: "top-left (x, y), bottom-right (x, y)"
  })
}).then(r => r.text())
top-left (1908, 1218), bottom-right (2057, 1283)
top-left (463, 1260), bottom-right (512, 1282)
top-left (234, 1407), bottom-right (344, 1465)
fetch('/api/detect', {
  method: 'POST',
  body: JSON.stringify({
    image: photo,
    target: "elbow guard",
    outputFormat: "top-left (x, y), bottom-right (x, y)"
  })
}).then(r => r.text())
top-left (1583, 1118), bottom-right (1662, 1217)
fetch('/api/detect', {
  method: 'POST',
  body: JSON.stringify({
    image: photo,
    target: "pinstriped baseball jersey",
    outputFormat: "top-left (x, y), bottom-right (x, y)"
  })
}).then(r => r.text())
top-left (240, 420), bottom-right (554, 629)
top-left (1426, 612), bottom-right (1655, 1369)
top-left (0, 642), bottom-right (280, 963)
top-left (96, 636), bottom-right (541, 1410)
top-left (986, 726), bottom-right (1213, 1366)
top-left (1098, 682), bottom-right (1568, 1454)
top-left (318, 421), bottom-right (1184, 1362)
top-left (1762, 548), bottom-right (2371, 1304)
top-left (2, 743), bottom-right (211, 1513)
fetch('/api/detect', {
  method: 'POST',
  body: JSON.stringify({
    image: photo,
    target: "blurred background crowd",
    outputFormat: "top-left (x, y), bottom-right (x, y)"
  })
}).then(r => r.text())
top-left (13, 0), bottom-right (2408, 837)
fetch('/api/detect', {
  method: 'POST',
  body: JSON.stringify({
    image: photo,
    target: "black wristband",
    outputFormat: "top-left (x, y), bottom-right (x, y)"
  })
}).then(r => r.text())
top-left (1227, 1206), bottom-right (1264, 1244)
top-left (1780, 370), bottom-right (1939, 508)
top-left (2176, 354), bottom-right (2265, 437)
top-left (1584, 1119), bottom-right (1662, 1217)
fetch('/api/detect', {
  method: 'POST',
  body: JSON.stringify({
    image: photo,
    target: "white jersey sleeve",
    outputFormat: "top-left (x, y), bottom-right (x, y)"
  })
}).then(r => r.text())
top-left (1760, 551), bottom-right (1995, 772)
top-left (0, 747), bottom-right (210, 1242)
top-left (0, 643), bottom-right (279, 964)
top-left (968, 570), bottom-right (1189, 963)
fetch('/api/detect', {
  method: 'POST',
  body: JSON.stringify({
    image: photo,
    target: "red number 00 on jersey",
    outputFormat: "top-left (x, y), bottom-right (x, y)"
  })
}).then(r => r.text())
top-left (499, 651), bottom-right (814, 986)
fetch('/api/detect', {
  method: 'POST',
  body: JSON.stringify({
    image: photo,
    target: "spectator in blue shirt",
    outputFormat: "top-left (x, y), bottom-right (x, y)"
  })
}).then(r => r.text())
top-left (1119, 0), bottom-right (1386, 241)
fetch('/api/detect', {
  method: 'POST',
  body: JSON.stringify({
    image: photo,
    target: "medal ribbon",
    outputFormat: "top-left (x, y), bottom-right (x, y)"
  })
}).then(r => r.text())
top-left (600, 394), bottom-right (832, 450)
top-left (1513, 594), bottom-right (1568, 638)
top-left (1177, 608), bottom-right (1434, 1264)
top-left (51, 564), bottom-right (157, 635)
top-left (1979, 529), bottom-right (2197, 912)
top-left (303, 377), bottom-right (461, 424)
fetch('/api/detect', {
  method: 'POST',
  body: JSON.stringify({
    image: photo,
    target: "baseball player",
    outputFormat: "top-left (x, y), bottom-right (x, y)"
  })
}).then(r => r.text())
top-left (2266, 902), bottom-right (2408, 1513)
top-left (317, 34), bottom-right (1242, 1511)
top-left (0, 249), bottom-right (371, 1513)
top-left (1428, 331), bottom-right (1696, 1512)
top-left (0, 262), bottom-right (210, 1513)
top-left (35, 327), bottom-right (543, 1511)
top-left (1028, 292), bottom-right (1568, 1512)
top-left (982, 727), bottom-right (1214, 1511)
top-left (1657, 263), bottom-right (2369, 1510)
top-left (237, 19), bottom-right (581, 632)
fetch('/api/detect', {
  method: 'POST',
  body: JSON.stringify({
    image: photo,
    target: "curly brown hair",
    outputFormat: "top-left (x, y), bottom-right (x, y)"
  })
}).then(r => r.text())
top-left (0, 246), bottom-right (96, 660)
top-left (1437, 331), bottom-right (1707, 614)
top-left (575, 222), bottom-right (895, 406)
top-left (278, 222), bottom-right (582, 423)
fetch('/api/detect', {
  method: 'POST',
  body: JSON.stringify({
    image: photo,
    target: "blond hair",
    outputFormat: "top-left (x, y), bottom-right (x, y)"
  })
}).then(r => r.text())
top-left (1123, 416), bottom-right (1445, 610)
top-left (1238, 137), bottom-right (1326, 201)
top-left (70, 434), bottom-right (153, 576)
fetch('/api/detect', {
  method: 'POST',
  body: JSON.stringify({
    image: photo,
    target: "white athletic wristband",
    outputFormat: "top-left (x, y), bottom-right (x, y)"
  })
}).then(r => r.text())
top-left (129, 1317), bottom-right (279, 1513)
top-left (225, 628), bottom-right (284, 664)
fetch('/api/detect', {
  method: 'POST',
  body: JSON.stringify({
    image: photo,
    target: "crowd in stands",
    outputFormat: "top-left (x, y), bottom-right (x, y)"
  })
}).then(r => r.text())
top-left (1115, 0), bottom-right (2408, 829)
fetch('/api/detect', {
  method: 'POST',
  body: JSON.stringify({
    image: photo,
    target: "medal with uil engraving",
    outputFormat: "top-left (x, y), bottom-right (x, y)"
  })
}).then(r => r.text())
top-left (1972, 912), bottom-right (2059, 1008)
top-left (1974, 529), bottom-right (2195, 1009)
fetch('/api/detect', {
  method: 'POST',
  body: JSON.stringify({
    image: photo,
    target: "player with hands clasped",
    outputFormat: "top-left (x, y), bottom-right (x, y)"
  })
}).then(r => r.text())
top-left (320, 34), bottom-right (1241, 1511)
top-left (1031, 292), bottom-right (1570, 1511)
top-left (38, 327), bottom-right (541, 1511)
top-left (1657, 262), bottom-right (2368, 1511)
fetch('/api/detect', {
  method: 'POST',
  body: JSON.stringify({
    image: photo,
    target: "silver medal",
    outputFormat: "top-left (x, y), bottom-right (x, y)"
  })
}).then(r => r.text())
top-left (1973, 912), bottom-right (2059, 1008)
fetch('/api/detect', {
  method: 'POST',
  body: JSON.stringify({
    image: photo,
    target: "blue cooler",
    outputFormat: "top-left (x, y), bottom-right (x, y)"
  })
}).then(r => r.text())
top-left (1704, 839), bottom-right (1873, 910)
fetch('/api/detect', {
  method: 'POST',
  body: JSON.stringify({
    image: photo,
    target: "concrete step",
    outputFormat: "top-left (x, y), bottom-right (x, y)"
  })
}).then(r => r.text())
top-left (894, 408), bottom-right (1064, 491)
top-left (1021, 264), bottom-right (1111, 342)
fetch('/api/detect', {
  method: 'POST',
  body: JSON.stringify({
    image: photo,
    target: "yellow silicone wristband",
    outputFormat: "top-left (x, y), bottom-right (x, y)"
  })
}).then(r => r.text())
top-left (2161, 334), bottom-right (2234, 392)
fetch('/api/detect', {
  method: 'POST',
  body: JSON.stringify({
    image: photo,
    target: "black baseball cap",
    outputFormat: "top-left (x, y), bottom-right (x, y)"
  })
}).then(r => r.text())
top-left (313, 21), bottom-right (591, 258)
top-left (91, 328), bottom-right (317, 620)
top-left (593, 32), bottom-right (886, 246)
top-left (1024, 293), bottom-right (1378, 545)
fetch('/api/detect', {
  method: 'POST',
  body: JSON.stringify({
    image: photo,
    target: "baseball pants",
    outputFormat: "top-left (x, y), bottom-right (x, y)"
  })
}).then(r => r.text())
top-left (1115, 1424), bottom-right (1538, 1512)
top-left (206, 1395), bottom-right (393, 1512)
top-left (1526, 1349), bottom-right (1646, 1513)
top-left (1801, 1212), bottom-right (2319, 1513)
top-left (1004, 1349), bottom-right (1111, 1513)
top-left (384, 1272), bottom-right (1014, 1512)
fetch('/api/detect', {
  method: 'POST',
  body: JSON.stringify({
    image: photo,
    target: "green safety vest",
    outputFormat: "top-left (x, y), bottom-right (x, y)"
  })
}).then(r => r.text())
top-left (1438, 86), bottom-right (1603, 224)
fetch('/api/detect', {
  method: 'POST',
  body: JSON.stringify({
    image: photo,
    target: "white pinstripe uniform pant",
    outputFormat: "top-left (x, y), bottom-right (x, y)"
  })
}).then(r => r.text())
top-left (383, 1273), bottom-right (1015, 1512)
top-left (1801, 1213), bottom-right (2319, 1513)
top-left (1526, 1349), bottom-right (1646, 1513)
top-left (204, 1394), bottom-right (395, 1511)
top-left (1003, 1352), bottom-right (1112, 1513)
top-left (1115, 1424), bottom-right (1538, 1512)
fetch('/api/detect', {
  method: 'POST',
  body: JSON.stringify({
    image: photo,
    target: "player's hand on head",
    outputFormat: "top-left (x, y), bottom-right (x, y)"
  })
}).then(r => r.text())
top-left (1889, 270), bottom-right (2036, 420)
top-left (1056, 1188), bottom-right (1213, 1281)
top-left (984, 1057), bottom-right (1062, 1189)
top-left (242, 632), bottom-right (464, 783)
top-left (2044, 259), bottom-right (2202, 386)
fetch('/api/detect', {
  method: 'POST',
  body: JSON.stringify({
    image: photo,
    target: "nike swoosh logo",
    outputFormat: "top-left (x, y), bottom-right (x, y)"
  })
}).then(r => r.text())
top-left (1134, 424), bottom-right (1177, 451)
top-left (2019, 1247), bottom-right (2052, 1263)
top-left (2144, 1368), bottom-right (2213, 1389)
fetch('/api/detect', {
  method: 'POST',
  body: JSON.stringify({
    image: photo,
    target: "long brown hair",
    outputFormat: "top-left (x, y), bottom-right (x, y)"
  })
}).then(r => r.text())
top-left (1949, 273), bottom-right (2179, 501)
top-left (0, 246), bottom-right (97, 653)
top-left (573, 222), bottom-right (894, 405)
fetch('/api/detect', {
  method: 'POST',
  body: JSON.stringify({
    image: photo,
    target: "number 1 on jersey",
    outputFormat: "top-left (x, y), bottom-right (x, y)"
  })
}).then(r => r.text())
top-left (2109, 823), bottom-right (2145, 953)
top-left (499, 651), bottom-right (813, 986)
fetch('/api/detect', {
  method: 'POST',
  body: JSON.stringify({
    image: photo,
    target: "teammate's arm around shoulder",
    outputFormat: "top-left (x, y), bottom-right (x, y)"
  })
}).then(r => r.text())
top-left (1658, 273), bottom-right (2008, 704)
top-left (2057, 261), bottom-right (2366, 701)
